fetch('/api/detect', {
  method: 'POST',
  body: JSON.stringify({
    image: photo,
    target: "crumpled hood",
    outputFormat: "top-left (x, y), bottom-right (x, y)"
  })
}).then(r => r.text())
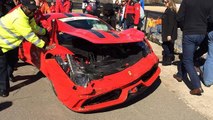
top-left (56, 20), bottom-right (145, 44)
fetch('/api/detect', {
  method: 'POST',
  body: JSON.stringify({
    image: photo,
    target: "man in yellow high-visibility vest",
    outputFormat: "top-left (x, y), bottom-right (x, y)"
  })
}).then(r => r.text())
top-left (0, 0), bottom-right (49, 97)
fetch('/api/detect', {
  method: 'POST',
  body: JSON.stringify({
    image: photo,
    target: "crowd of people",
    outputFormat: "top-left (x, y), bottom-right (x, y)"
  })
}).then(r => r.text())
top-left (113, 0), bottom-right (145, 30)
top-left (0, 0), bottom-right (73, 16)
top-left (161, 0), bottom-right (213, 96)
top-left (81, 0), bottom-right (145, 30)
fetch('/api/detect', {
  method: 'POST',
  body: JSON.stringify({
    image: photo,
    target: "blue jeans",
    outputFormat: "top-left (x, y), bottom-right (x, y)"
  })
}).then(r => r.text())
top-left (176, 56), bottom-right (187, 80)
top-left (203, 31), bottom-right (213, 86)
top-left (156, 25), bottom-right (162, 33)
top-left (182, 34), bottom-right (205, 89)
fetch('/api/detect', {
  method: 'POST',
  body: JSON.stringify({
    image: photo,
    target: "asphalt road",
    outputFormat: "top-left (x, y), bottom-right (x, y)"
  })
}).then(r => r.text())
top-left (0, 42), bottom-right (207, 120)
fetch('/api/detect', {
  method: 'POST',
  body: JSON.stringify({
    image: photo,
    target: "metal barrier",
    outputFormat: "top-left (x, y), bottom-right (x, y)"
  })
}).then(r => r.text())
top-left (143, 10), bottom-right (163, 32)
top-left (144, 10), bottom-right (182, 53)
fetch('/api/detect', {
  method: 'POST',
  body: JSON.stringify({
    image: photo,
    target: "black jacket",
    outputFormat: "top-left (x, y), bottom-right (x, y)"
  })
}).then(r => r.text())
top-left (177, 0), bottom-right (212, 35)
top-left (162, 8), bottom-right (177, 41)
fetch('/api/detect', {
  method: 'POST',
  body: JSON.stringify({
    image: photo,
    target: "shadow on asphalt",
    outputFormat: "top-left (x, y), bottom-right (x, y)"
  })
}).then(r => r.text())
top-left (84, 77), bottom-right (161, 114)
top-left (0, 101), bottom-right (12, 111)
top-left (171, 60), bottom-right (180, 66)
top-left (159, 59), bottom-right (180, 66)
top-left (9, 71), bottom-right (45, 92)
top-left (16, 62), bottom-right (30, 68)
top-left (10, 75), bottom-right (38, 82)
top-left (159, 59), bottom-right (193, 90)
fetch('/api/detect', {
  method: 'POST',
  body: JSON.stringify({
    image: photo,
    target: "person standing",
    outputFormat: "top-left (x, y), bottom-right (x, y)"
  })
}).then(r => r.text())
top-left (161, 0), bottom-right (177, 66)
top-left (55, 0), bottom-right (71, 13)
top-left (50, 1), bottom-right (56, 13)
top-left (140, 0), bottom-right (144, 10)
top-left (177, 0), bottom-right (211, 95)
top-left (203, 5), bottom-right (213, 87)
top-left (0, 0), bottom-right (49, 97)
top-left (38, 0), bottom-right (50, 14)
top-left (70, 0), bottom-right (73, 13)
top-left (118, 0), bottom-right (126, 29)
top-left (102, 3), bottom-right (116, 29)
top-left (124, 0), bottom-right (141, 29)
top-left (82, 0), bottom-right (88, 13)
top-left (173, 38), bottom-right (208, 85)
top-left (203, 35), bottom-right (213, 86)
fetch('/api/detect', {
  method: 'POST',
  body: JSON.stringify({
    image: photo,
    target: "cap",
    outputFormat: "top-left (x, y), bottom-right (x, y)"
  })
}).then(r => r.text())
top-left (22, 0), bottom-right (37, 10)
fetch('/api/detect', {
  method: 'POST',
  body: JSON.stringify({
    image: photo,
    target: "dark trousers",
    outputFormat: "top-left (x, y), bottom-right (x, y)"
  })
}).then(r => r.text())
top-left (0, 48), bottom-right (19, 91)
top-left (6, 48), bottom-right (19, 77)
top-left (0, 54), bottom-right (9, 90)
top-left (182, 34), bottom-right (205, 89)
top-left (126, 22), bottom-right (134, 29)
top-left (162, 41), bottom-right (175, 57)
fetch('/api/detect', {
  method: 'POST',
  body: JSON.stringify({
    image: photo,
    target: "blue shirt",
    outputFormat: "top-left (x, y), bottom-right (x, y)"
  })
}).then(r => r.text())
top-left (140, 0), bottom-right (144, 10)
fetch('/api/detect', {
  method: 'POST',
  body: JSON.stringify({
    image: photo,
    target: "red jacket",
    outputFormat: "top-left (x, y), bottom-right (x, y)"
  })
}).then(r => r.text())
top-left (134, 3), bottom-right (140, 25)
top-left (55, 0), bottom-right (71, 13)
top-left (50, 5), bottom-right (56, 13)
top-left (124, 1), bottom-right (140, 26)
top-left (39, 1), bottom-right (50, 14)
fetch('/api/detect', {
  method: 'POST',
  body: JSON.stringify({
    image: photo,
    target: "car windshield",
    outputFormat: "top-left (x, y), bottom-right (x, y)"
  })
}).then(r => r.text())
top-left (59, 17), bottom-right (112, 31)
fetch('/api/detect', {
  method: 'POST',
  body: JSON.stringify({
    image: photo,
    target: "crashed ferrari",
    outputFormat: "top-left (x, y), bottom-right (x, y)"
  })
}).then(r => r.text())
top-left (19, 13), bottom-right (160, 112)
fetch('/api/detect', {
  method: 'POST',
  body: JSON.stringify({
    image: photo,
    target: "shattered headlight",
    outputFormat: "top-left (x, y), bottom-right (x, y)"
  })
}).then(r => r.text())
top-left (66, 54), bottom-right (90, 88)
top-left (55, 54), bottom-right (90, 87)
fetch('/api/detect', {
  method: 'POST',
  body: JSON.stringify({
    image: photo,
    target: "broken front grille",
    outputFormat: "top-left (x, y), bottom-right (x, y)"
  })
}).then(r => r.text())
top-left (82, 89), bottom-right (122, 107)
top-left (140, 63), bottom-right (158, 82)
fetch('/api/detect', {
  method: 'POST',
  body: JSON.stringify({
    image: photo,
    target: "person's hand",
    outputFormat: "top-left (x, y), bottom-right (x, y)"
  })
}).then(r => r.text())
top-left (167, 36), bottom-right (172, 41)
top-left (45, 44), bottom-right (56, 50)
top-left (134, 25), bottom-right (137, 29)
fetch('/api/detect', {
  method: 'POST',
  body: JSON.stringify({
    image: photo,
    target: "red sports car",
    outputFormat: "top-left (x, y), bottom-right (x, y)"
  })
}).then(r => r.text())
top-left (19, 13), bottom-right (160, 112)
